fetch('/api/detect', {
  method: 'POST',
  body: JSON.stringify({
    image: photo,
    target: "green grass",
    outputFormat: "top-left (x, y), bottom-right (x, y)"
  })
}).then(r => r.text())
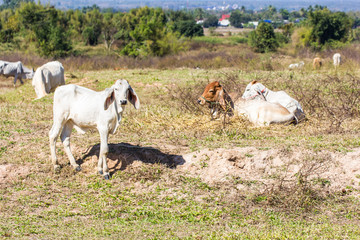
top-left (193, 35), bottom-right (248, 45)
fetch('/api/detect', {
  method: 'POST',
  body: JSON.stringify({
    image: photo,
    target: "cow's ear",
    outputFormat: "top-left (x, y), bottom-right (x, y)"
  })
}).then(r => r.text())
top-left (104, 88), bottom-right (115, 110)
top-left (251, 80), bottom-right (257, 84)
top-left (128, 86), bottom-right (140, 109)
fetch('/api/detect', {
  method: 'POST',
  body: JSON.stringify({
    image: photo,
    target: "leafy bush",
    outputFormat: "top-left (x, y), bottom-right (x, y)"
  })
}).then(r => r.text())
top-left (249, 22), bottom-right (279, 53)
top-left (291, 26), bottom-right (312, 48)
top-left (203, 15), bottom-right (218, 28)
top-left (0, 29), bottom-right (14, 43)
top-left (308, 8), bottom-right (353, 50)
top-left (82, 26), bottom-right (97, 46)
top-left (173, 20), bottom-right (204, 38)
top-left (229, 10), bottom-right (244, 28)
top-left (17, 2), bottom-right (72, 57)
top-left (118, 7), bottom-right (188, 58)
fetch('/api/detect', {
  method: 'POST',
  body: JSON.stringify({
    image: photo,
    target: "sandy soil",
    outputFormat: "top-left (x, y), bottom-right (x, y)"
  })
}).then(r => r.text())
top-left (1, 144), bottom-right (359, 194)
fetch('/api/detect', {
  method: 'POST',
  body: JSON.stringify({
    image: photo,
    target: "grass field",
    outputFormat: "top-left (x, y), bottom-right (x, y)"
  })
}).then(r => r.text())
top-left (1, 49), bottom-right (360, 238)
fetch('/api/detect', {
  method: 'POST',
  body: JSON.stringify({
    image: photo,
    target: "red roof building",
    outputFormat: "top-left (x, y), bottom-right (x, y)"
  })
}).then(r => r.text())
top-left (219, 14), bottom-right (230, 21)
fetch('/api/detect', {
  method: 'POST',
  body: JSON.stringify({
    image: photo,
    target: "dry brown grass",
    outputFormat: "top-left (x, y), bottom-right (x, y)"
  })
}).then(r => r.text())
top-left (1, 44), bottom-right (360, 238)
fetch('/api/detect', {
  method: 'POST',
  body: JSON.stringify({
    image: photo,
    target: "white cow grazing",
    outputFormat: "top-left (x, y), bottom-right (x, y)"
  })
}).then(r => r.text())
top-left (289, 61), bottom-right (304, 70)
top-left (49, 79), bottom-right (140, 179)
top-left (0, 60), bottom-right (34, 86)
top-left (242, 81), bottom-right (305, 123)
top-left (32, 61), bottom-right (65, 99)
top-left (333, 53), bottom-right (341, 68)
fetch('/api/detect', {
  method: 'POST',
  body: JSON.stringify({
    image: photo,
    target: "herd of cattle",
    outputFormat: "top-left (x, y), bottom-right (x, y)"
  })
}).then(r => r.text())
top-left (0, 60), bottom-right (64, 99)
top-left (0, 53), bottom-right (342, 178)
top-left (289, 53), bottom-right (341, 70)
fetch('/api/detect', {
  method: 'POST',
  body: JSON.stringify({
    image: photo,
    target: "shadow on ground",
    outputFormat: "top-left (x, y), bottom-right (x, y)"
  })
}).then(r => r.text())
top-left (80, 143), bottom-right (185, 175)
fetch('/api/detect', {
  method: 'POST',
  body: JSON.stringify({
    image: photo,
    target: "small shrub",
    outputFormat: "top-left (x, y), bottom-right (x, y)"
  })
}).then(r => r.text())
top-left (249, 22), bottom-right (279, 53)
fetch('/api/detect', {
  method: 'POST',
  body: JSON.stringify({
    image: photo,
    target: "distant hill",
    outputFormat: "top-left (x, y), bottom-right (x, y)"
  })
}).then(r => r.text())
top-left (39, 0), bottom-right (360, 11)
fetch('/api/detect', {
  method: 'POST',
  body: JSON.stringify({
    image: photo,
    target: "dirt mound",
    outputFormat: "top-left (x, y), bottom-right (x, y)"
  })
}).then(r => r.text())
top-left (179, 147), bottom-right (360, 192)
top-left (76, 143), bottom-right (360, 193)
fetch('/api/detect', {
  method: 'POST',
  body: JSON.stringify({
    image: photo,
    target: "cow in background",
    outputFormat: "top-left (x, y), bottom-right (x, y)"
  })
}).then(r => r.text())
top-left (0, 60), bottom-right (34, 86)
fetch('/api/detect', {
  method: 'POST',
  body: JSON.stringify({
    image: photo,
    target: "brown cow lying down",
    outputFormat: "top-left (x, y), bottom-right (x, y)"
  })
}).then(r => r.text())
top-left (197, 81), bottom-right (295, 127)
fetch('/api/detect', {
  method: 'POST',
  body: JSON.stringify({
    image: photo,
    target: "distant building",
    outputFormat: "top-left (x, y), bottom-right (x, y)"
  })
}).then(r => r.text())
top-left (196, 20), bottom-right (204, 25)
top-left (218, 14), bottom-right (230, 27)
top-left (248, 21), bottom-right (259, 28)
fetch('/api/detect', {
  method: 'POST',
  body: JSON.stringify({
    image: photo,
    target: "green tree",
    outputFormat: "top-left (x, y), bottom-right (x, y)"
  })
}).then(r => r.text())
top-left (0, 9), bottom-right (18, 43)
top-left (261, 5), bottom-right (277, 20)
top-left (68, 9), bottom-right (86, 39)
top-left (118, 7), bottom-right (184, 57)
top-left (249, 22), bottom-right (279, 53)
top-left (230, 10), bottom-right (243, 28)
top-left (17, 2), bottom-right (72, 57)
top-left (203, 14), bottom-right (218, 28)
top-left (308, 8), bottom-right (353, 50)
top-left (102, 12), bottom-right (121, 50)
top-left (193, 8), bottom-right (205, 20)
top-left (166, 9), bottom-right (203, 37)
top-left (174, 20), bottom-right (203, 37)
top-left (280, 23), bottom-right (295, 43)
top-left (279, 8), bottom-right (289, 20)
top-left (83, 8), bottom-right (102, 45)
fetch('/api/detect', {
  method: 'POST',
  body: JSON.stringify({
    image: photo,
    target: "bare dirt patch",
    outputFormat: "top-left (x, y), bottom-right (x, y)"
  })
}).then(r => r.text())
top-left (66, 142), bottom-right (360, 194)
top-left (0, 163), bottom-right (32, 187)
top-left (179, 147), bottom-right (360, 193)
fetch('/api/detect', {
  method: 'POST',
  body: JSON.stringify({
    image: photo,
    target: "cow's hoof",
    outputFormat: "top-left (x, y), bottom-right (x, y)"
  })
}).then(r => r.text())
top-left (104, 174), bottom-right (110, 180)
top-left (54, 165), bottom-right (61, 173)
top-left (98, 170), bottom-right (103, 175)
top-left (75, 166), bottom-right (81, 172)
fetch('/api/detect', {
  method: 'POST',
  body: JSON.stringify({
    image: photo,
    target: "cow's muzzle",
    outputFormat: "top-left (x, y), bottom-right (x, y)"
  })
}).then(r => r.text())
top-left (120, 99), bottom-right (127, 105)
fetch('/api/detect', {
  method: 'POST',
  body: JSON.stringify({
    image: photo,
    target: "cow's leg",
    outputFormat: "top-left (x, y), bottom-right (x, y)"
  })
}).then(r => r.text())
top-left (13, 74), bottom-right (18, 87)
top-left (19, 76), bottom-right (24, 85)
top-left (60, 121), bottom-right (80, 171)
top-left (98, 130), bottom-right (110, 179)
top-left (49, 119), bottom-right (65, 172)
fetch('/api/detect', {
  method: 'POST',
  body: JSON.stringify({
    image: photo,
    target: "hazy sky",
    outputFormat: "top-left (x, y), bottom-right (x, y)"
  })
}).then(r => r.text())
top-left (10, 0), bottom-right (360, 11)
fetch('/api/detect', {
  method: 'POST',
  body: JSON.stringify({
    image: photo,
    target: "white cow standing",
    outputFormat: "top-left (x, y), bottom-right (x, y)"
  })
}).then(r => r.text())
top-left (32, 61), bottom-right (65, 99)
top-left (0, 60), bottom-right (34, 86)
top-left (49, 79), bottom-right (140, 179)
top-left (333, 53), bottom-right (341, 68)
top-left (242, 81), bottom-right (305, 123)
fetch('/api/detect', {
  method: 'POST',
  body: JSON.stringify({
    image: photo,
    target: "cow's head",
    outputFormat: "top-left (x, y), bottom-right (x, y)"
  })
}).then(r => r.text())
top-left (25, 68), bottom-right (35, 79)
top-left (242, 80), bottom-right (266, 100)
top-left (104, 79), bottom-right (140, 110)
top-left (197, 81), bottom-right (234, 118)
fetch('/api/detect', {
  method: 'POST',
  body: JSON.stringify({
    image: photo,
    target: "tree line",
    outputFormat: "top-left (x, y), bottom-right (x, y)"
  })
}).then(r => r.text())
top-left (0, 0), bottom-right (358, 57)
top-left (0, 2), bottom-right (204, 57)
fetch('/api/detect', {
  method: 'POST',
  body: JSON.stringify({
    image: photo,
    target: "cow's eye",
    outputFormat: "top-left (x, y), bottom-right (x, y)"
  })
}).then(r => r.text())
top-left (246, 89), bottom-right (250, 91)
top-left (209, 90), bottom-right (214, 93)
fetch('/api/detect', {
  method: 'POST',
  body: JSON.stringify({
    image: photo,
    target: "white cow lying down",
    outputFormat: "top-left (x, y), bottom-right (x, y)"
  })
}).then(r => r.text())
top-left (242, 81), bottom-right (305, 123)
top-left (288, 61), bottom-right (304, 69)
top-left (49, 79), bottom-right (140, 179)
top-left (32, 61), bottom-right (65, 99)
top-left (198, 81), bottom-right (295, 126)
